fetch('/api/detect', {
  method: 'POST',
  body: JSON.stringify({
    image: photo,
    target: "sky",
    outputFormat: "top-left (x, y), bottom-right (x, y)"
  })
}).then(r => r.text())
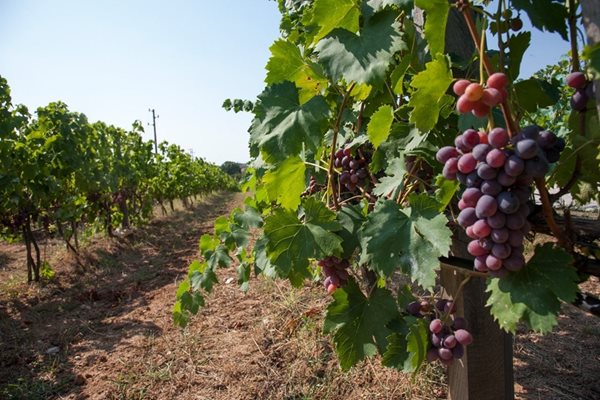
top-left (0, 1), bottom-right (572, 165)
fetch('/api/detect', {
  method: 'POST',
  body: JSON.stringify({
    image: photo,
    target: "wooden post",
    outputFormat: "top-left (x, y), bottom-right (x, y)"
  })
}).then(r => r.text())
top-left (582, 0), bottom-right (600, 119)
top-left (441, 263), bottom-right (514, 400)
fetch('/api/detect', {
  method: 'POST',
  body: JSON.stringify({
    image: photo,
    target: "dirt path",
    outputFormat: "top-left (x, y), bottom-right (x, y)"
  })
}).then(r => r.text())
top-left (1, 191), bottom-right (599, 399)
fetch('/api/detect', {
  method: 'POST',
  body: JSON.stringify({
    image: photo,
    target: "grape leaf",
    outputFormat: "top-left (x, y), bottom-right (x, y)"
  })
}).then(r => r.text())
top-left (486, 244), bottom-right (577, 333)
top-left (233, 206), bottom-right (263, 229)
top-left (263, 155), bottom-right (306, 211)
top-left (514, 78), bottom-right (560, 112)
top-left (414, 0), bottom-right (450, 57)
top-left (372, 156), bottom-right (406, 198)
top-left (360, 194), bottom-right (451, 289)
top-left (512, 0), bottom-right (568, 40)
top-left (265, 39), bottom-right (328, 104)
top-left (366, 0), bottom-right (413, 12)
top-left (324, 280), bottom-right (399, 370)
top-left (408, 54), bottom-right (453, 133)
top-left (249, 82), bottom-right (330, 162)
top-left (302, 0), bottom-right (361, 46)
top-left (367, 105), bottom-right (394, 149)
top-left (507, 32), bottom-right (531, 80)
top-left (263, 197), bottom-right (343, 282)
top-left (434, 175), bottom-right (459, 212)
top-left (382, 316), bottom-right (428, 373)
top-left (336, 203), bottom-right (367, 258)
top-left (315, 10), bottom-right (406, 88)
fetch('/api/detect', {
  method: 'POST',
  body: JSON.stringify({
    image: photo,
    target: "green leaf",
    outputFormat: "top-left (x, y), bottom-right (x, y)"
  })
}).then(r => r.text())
top-left (507, 32), bottom-right (531, 80)
top-left (514, 78), bottom-right (560, 112)
top-left (265, 39), bottom-right (328, 104)
top-left (360, 195), bottom-right (451, 289)
top-left (249, 82), bottom-right (330, 162)
top-left (303, 0), bottom-right (361, 45)
top-left (366, 0), bottom-right (413, 13)
top-left (434, 175), bottom-right (459, 212)
top-left (367, 105), bottom-right (394, 149)
top-left (324, 280), bottom-right (399, 370)
top-left (512, 0), bottom-right (568, 40)
top-left (263, 156), bottom-right (306, 211)
top-left (390, 56), bottom-right (411, 95)
top-left (316, 10), bottom-right (406, 88)
top-left (336, 203), bottom-right (367, 258)
top-left (263, 198), bottom-right (343, 282)
top-left (487, 244), bottom-right (577, 333)
top-left (404, 317), bottom-right (429, 372)
top-left (414, 0), bottom-right (450, 56)
top-left (372, 156), bottom-right (406, 198)
top-left (233, 206), bottom-right (263, 229)
top-left (408, 54), bottom-right (453, 132)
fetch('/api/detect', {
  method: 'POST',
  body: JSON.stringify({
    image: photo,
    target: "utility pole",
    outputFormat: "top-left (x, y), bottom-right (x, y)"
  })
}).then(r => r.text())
top-left (148, 108), bottom-right (159, 154)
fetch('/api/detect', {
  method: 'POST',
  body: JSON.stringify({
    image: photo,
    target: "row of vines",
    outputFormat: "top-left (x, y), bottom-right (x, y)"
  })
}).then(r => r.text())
top-left (0, 76), bottom-right (238, 282)
top-left (174, 0), bottom-right (599, 376)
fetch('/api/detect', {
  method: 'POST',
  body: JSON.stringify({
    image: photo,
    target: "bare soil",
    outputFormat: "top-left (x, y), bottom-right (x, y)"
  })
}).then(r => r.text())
top-left (0, 191), bottom-right (599, 400)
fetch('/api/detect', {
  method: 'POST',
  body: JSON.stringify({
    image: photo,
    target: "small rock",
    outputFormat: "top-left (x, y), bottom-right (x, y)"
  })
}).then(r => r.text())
top-left (73, 374), bottom-right (86, 385)
top-left (46, 346), bottom-right (60, 355)
top-left (225, 277), bottom-right (235, 284)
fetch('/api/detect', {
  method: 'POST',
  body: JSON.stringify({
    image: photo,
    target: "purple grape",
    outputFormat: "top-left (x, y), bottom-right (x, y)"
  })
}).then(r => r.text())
top-left (521, 125), bottom-right (541, 140)
top-left (430, 319), bottom-right (443, 334)
top-left (488, 127), bottom-right (509, 148)
top-left (525, 157), bottom-right (549, 178)
top-left (452, 343), bottom-right (465, 359)
top-left (474, 255), bottom-right (488, 272)
top-left (537, 130), bottom-right (557, 150)
top-left (454, 329), bottom-right (473, 345)
top-left (340, 172), bottom-right (351, 184)
top-left (472, 219), bottom-right (491, 238)
top-left (478, 238), bottom-right (494, 252)
top-left (439, 348), bottom-right (453, 361)
top-left (462, 188), bottom-right (483, 207)
top-left (504, 253), bottom-right (526, 271)
top-left (486, 148), bottom-right (507, 168)
top-left (457, 207), bottom-right (478, 228)
top-left (567, 71), bottom-right (587, 89)
top-left (458, 153), bottom-right (477, 174)
top-left (455, 135), bottom-right (472, 153)
top-left (481, 180), bottom-right (502, 196)
top-left (487, 212), bottom-right (506, 229)
top-left (492, 243), bottom-right (512, 259)
top-left (349, 159), bottom-right (360, 170)
top-left (497, 191), bottom-right (520, 214)
top-left (475, 195), bottom-right (498, 218)
top-left (571, 89), bottom-right (588, 111)
top-left (515, 139), bottom-right (539, 159)
top-left (508, 229), bottom-right (524, 247)
top-left (443, 335), bottom-right (457, 349)
top-left (456, 172), bottom-right (467, 185)
top-left (472, 143), bottom-right (492, 161)
top-left (468, 240), bottom-right (490, 257)
top-left (554, 137), bottom-right (565, 152)
top-left (486, 254), bottom-right (503, 270)
top-left (452, 317), bottom-right (467, 330)
top-left (497, 171), bottom-right (516, 187)
top-left (342, 155), bottom-right (351, 167)
top-left (465, 172), bottom-right (482, 188)
top-left (545, 148), bottom-right (561, 163)
top-left (504, 155), bottom-right (525, 177)
top-left (435, 299), bottom-right (448, 312)
top-left (406, 301), bottom-right (421, 316)
top-left (323, 276), bottom-right (332, 288)
top-left (463, 129), bottom-right (480, 148)
top-left (491, 228), bottom-right (509, 243)
top-left (477, 163), bottom-right (498, 180)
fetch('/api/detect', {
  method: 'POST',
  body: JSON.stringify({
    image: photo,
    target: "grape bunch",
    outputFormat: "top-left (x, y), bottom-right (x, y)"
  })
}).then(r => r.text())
top-left (406, 298), bottom-right (472, 365)
top-left (318, 256), bottom-right (350, 294)
top-left (567, 71), bottom-right (595, 112)
top-left (453, 73), bottom-right (508, 117)
top-left (437, 125), bottom-right (564, 275)
top-left (334, 147), bottom-right (369, 192)
top-left (301, 175), bottom-right (324, 196)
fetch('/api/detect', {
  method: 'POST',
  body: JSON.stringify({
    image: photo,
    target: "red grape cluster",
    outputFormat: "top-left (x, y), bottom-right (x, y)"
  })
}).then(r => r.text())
top-left (437, 125), bottom-right (564, 275)
top-left (453, 73), bottom-right (508, 117)
top-left (319, 256), bottom-right (350, 294)
top-left (567, 71), bottom-right (595, 112)
top-left (334, 147), bottom-right (369, 192)
top-left (406, 298), bottom-right (472, 365)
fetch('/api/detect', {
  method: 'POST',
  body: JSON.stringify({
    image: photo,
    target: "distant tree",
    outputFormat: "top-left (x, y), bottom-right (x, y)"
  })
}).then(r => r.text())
top-left (220, 161), bottom-right (243, 177)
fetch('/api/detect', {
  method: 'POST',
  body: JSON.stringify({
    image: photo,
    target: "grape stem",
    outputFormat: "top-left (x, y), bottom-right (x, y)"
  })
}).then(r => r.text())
top-left (460, 1), bottom-right (518, 137)
top-left (534, 177), bottom-right (572, 250)
top-left (327, 82), bottom-right (356, 210)
top-left (443, 275), bottom-right (471, 322)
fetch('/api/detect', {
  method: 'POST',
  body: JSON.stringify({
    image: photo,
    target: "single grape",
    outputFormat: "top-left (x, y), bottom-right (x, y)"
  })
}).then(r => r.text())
top-left (503, 253), bottom-right (525, 272)
top-left (452, 317), bottom-right (467, 330)
top-left (464, 83), bottom-right (484, 101)
top-left (453, 79), bottom-right (472, 96)
top-left (444, 301), bottom-right (457, 314)
top-left (510, 17), bottom-right (523, 31)
top-left (566, 71), bottom-right (587, 89)
top-left (457, 207), bottom-right (478, 228)
top-left (465, 172), bottom-right (482, 188)
top-left (407, 301), bottom-right (422, 316)
top-left (458, 153), bottom-right (477, 174)
top-left (487, 212), bottom-right (506, 229)
top-left (491, 228), bottom-right (509, 243)
top-left (456, 172), bottom-right (467, 185)
top-left (457, 95), bottom-right (476, 113)
top-left (481, 87), bottom-right (503, 107)
top-left (504, 155), bottom-right (525, 177)
top-left (439, 348), bottom-right (453, 361)
top-left (462, 129), bottom-right (480, 148)
top-left (431, 333), bottom-right (442, 348)
top-left (478, 237), bottom-right (494, 252)
top-left (452, 343), bottom-right (465, 359)
top-left (468, 240), bottom-right (490, 257)
top-left (486, 254), bottom-right (503, 270)
top-left (488, 127), bottom-right (509, 148)
top-left (508, 229), bottom-right (524, 247)
top-left (478, 131), bottom-right (489, 144)
top-left (506, 213), bottom-right (525, 230)
top-left (430, 319), bottom-right (443, 334)
top-left (335, 149), bottom-right (344, 159)
top-left (472, 143), bottom-right (492, 161)
top-left (537, 130), bottom-right (557, 150)
top-left (497, 191), bottom-right (520, 214)
top-left (455, 134), bottom-right (473, 153)
top-left (497, 171), bottom-right (516, 187)
top-left (443, 335), bottom-right (457, 349)
top-left (487, 72), bottom-right (508, 90)
top-left (435, 299), bottom-right (448, 312)
top-left (455, 329), bottom-right (473, 346)
top-left (520, 125), bottom-right (541, 140)
top-left (340, 171), bottom-right (351, 184)
top-left (472, 219), bottom-right (492, 238)
top-left (481, 180), bottom-right (502, 196)
top-left (350, 174), bottom-right (359, 184)
top-left (571, 89), bottom-right (588, 111)
top-left (343, 147), bottom-right (352, 157)
top-left (475, 195), bottom-right (498, 218)
top-left (486, 148), bottom-right (507, 168)
top-left (477, 163), bottom-right (498, 180)
top-left (349, 159), bottom-right (360, 170)
top-left (327, 283), bottom-right (337, 294)
top-left (436, 146), bottom-right (459, 163)
top-left (524, 157), bottom-right (549, 178)
top-left (458, 198), bottom-right (468, 210)
top-left (515, 139), bottom-right (539, 159)
top-left (472, 102), bottom-right (491, 118)
top-left (492, 242), bottom-right (512, 259)
top-left (462, 188), bottom-right (483, 207)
